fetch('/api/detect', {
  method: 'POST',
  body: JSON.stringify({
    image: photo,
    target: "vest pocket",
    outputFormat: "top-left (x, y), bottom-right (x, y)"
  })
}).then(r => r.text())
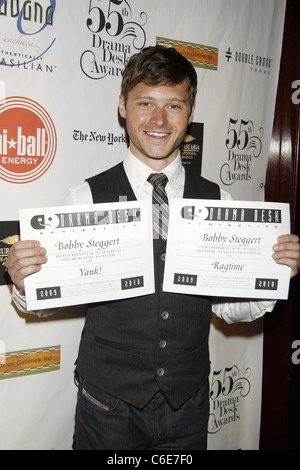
top-left (182, 340), bottom-right (208, 356)
top-left (94, 335), bottom-right (144, 357)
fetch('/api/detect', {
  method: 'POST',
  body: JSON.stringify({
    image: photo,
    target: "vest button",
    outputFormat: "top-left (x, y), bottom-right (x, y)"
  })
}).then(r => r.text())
top-left (160, 253), bottom-right (166, 262)
top-left (157, 368), bottom-right (165, 376)
top-left (161, 311), bottom-right (169, 320)
top-left (159, 339), bottom-right (167, 348)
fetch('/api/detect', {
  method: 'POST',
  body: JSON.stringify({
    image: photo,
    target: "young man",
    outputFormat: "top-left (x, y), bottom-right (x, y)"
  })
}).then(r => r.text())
top-left (5, 46), bottom-right (300, 450)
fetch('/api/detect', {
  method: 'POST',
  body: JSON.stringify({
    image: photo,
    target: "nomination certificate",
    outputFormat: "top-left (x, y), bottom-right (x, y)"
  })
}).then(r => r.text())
top-left (163, 199), bottom-right (291, 300)
top-left (19, 200), bottom-right (154, 310)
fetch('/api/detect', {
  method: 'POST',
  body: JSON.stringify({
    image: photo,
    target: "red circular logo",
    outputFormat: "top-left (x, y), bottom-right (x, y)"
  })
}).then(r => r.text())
top-left (0, 96), bottom-right (57, 184)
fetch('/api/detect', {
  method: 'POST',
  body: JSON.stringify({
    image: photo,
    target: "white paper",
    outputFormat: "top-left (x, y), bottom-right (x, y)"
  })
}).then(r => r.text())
top-left (20, 200), bottom-right (154, 310)
top-left (163, 199), bottom-right (291, 300)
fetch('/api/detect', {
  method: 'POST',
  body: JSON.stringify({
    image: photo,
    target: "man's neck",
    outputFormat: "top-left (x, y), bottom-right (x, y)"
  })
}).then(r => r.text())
top-left (129, 149), bottom-right (180, 173)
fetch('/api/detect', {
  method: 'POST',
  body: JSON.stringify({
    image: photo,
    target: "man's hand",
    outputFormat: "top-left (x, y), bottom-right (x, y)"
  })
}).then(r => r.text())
top-left (4, 240), bottom-right (48, 292)
top-left (272, 234), bottom-right (300, 278)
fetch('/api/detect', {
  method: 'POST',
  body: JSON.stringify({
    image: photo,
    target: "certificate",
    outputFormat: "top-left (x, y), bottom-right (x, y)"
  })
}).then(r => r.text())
top-left (20, 200), bottom-right (154, 310)
top-left (163, 199), bottom-right (291, 300)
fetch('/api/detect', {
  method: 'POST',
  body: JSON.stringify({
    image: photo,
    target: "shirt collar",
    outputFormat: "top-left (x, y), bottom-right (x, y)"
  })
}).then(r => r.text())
top-left (123, 149), bottom-right (184, 193)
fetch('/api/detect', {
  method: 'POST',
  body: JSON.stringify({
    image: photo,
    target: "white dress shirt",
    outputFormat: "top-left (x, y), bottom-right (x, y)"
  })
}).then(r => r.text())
top-left (63, 150), bottom-right (232, 205)
top-left (12, 150), bottom-right (275, 322)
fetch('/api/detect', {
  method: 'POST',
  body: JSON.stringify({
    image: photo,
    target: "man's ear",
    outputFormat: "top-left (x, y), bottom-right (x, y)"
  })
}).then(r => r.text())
top-left (119, 95), bottom-right (126, 119)
top-left (188, 103), bottom-right (195, 124)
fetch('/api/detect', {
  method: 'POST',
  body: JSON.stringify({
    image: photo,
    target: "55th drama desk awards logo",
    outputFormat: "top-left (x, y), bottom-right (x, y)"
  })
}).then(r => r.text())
top-left (0, 96), bottom-right (56, 184)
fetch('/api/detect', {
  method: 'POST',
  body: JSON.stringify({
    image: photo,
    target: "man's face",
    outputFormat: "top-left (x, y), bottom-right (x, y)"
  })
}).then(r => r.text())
top-left (119, 82), bottom-right (194, 170)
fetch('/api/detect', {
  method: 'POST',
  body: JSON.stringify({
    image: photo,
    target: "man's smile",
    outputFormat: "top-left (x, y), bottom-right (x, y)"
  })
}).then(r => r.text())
top-left (145, 131), bottom-right (170, 138)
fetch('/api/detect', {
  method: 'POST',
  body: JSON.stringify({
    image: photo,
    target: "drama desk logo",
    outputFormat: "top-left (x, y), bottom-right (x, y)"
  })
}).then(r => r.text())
top-left (220, 117), bottom-right (263, 187)
top-left (208, 364), bottom-right (251, 434)
top-left (0, 96), bottom-right (57, 183)
top-left (81, 0), bottom-right (147, 80)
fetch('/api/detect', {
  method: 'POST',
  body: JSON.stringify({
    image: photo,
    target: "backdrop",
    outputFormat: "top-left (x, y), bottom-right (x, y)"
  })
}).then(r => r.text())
top-left (0, 0), bottom-right (286, 450)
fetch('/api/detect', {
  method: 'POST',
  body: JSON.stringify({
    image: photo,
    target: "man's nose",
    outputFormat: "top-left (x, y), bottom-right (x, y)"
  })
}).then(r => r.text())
top-left (150, 106), bottom-right (167, 126)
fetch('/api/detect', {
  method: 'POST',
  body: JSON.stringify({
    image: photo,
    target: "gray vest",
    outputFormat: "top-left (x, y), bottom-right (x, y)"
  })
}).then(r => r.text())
top-left (76, 163), bottom-right (220, 409)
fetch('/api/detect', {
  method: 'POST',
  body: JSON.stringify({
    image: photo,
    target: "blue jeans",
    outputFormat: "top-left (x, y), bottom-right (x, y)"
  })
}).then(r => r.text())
top-left (74, 377), bottom-right (209, 450)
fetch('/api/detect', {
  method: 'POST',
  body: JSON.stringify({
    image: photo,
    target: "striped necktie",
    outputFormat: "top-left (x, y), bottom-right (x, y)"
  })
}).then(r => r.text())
top-left (147, 173), bottom-right (169, 240)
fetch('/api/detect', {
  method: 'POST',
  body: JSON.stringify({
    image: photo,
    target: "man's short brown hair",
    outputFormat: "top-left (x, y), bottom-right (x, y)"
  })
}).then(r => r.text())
top-left (121, 45), bottom-right (197, 113)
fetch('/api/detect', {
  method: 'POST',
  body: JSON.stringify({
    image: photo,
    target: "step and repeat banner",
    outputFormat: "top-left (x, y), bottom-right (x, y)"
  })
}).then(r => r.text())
top-left (0, 0), bottom-right (285, 450)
